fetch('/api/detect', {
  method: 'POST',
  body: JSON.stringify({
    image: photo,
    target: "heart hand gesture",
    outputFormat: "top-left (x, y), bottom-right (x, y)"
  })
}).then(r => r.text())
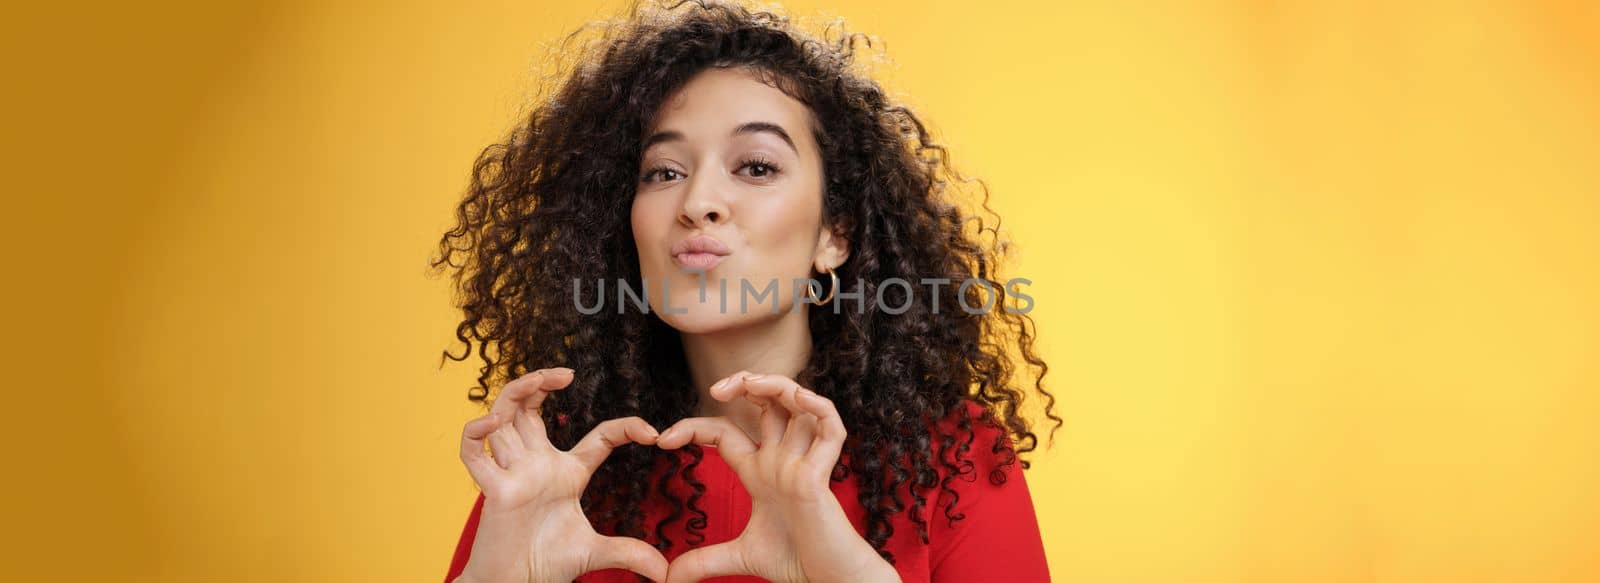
top-left (654, 372), bottom-right (900, 583)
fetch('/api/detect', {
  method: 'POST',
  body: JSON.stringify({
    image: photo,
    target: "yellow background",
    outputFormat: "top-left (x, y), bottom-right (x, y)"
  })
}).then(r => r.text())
top-left (3, 0), bottom-right (1596, 581)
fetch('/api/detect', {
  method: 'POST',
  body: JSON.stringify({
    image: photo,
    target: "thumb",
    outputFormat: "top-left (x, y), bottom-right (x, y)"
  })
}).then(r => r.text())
top-left (591, 535), bottom-right (669, 582)
top-left (665, 542), bottom-right (750, 583)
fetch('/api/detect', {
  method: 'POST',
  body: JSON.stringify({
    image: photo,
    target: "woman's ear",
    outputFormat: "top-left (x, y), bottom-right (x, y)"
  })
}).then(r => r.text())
top-left (814, 224), bottom-right (851, 271)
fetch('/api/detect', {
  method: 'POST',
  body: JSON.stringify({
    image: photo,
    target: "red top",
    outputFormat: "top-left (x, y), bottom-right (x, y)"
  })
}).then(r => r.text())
top-left (444, 401), bottom-right (1050, 582)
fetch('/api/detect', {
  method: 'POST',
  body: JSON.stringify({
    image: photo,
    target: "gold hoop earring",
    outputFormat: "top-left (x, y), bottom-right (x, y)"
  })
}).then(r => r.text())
top-left (805, 266), bottom-right (839, 304)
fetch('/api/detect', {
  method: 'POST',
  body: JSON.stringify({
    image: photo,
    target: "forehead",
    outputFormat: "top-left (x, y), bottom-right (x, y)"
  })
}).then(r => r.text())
top-left (643, 67), bottom-right (815, 150)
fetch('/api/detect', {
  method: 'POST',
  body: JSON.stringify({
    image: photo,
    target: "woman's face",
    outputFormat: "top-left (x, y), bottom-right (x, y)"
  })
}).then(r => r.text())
top-left (631, 67), bottom-right (848, 334)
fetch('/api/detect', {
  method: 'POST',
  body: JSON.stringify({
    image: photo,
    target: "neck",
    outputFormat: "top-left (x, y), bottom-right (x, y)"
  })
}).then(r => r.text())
top-left (681, 306), bottom-right (812, 441)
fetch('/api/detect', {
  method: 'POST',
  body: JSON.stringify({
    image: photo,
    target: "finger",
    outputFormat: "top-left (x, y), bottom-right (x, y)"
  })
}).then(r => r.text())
top-left (757, 397), bottom-right (790, 450)
top-left (780, 406), bottom-right (819, 457)
top-left (743, 375), bottom-right (812, 449)
top-left (490, 367), bottom-right (575, 419)
top-left (494, 368), bottom-right (573, 450)
top-left (665, 542), bottom-right (752, 583)
top-left (735, 374), bottom-right (807, 414)
top-left (486, 415), bottom-right (526, 469)
top-left (709, 370), bottom-right (771, 407)
top-left (510, 407), bottom-right (549, 451)
top-left (798, 390), bottom-right (848, 468)
top-left (569, 416), bottom-right (661, 474)
top-left (656, 416), bottom-right (759, 462)
top-left (714, 374), bottom-right (789, 446)
top-left (590, 534), bottom-right (669, 582)
top-left (459, 411), bottom-right (507, 485)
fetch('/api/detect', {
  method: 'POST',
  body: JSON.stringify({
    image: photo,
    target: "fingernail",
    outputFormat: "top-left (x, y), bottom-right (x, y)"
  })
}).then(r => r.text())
top-left (711, 377), bottom-right (730, 392)
top-left (744, 373), bottom-right (765, 381)
top-left (553, 367), bottom-right (574, 374)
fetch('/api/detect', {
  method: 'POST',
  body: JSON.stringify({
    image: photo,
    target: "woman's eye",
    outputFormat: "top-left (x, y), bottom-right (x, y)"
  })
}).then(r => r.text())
top-left (642, 167), bottom-right (682, 183)
top-left (739, 159), bottom-right (782, 179)
top-left (643, 160), bottom-right (780, 183)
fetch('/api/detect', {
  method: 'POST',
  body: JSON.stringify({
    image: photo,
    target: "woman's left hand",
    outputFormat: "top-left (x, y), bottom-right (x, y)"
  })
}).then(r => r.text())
top-left (654, 371), bottom-right (901, 583)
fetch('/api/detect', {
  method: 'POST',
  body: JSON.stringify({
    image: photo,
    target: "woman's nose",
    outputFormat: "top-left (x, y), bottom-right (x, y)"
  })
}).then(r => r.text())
top-left (678, 173), bottom-right (730, 227)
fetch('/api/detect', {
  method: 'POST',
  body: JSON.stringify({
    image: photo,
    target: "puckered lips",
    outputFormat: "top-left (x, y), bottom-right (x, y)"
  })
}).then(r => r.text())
top-left (671, 234), bottom-right (731, 270)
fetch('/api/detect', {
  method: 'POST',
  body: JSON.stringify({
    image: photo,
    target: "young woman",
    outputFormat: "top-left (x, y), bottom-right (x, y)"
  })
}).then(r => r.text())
top-left (433, 1), bottom-right (1061, 581)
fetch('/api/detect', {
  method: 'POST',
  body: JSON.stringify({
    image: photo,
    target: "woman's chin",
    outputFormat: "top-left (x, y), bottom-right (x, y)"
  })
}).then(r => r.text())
top-left (651, 297), bottom-right (785, 335)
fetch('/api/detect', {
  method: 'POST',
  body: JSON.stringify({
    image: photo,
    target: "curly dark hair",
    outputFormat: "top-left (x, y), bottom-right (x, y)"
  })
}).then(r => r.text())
top-left (429, 0), bottom-right (1062, 568)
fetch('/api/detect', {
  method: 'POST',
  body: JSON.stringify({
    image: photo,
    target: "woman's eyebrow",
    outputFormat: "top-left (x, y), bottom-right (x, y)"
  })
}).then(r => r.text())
top-left (642, 121), bottom-right (799, 156)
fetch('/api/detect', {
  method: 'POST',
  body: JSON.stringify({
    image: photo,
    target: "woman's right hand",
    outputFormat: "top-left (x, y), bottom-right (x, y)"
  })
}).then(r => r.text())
top-left (453, 367), bottom-right (668, 583)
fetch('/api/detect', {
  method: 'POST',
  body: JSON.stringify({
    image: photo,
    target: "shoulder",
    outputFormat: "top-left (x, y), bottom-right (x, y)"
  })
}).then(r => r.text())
top-left (925, 398), bottom-right (1025, 487)
top-left (922, 401), bottom-right (1050, 579)
top-left (929, 399), bottom-right (1013, 457)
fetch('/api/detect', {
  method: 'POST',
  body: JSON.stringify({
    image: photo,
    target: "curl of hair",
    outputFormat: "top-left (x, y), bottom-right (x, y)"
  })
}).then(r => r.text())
top-left (429, 0), bottom-right (1062, 566)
